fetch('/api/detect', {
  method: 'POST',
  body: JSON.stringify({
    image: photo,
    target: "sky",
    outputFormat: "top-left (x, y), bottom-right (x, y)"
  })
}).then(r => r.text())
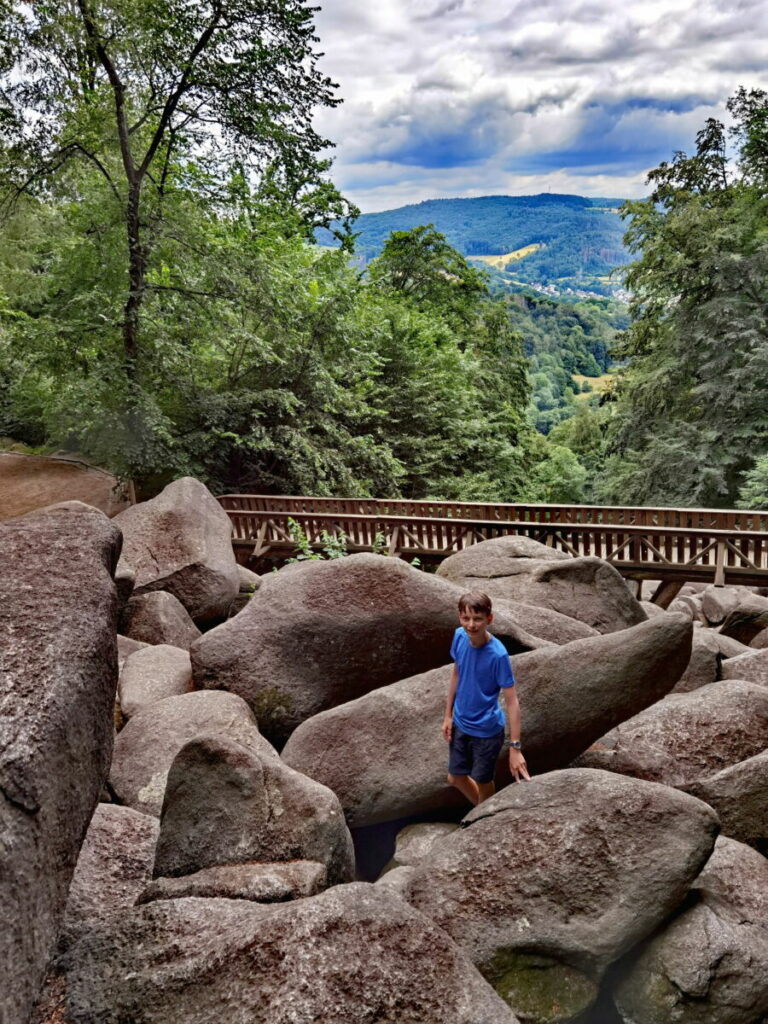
top-left (312, 0), bottom-right (768, 213)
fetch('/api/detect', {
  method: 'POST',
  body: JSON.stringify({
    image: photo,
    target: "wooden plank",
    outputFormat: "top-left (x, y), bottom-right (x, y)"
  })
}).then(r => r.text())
top-left (650, 580), bottom-right (684, 608)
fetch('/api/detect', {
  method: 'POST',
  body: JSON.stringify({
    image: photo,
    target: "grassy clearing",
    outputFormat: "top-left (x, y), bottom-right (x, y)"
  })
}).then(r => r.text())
top-left (471, 244), bottom-right (542, 270)
top-left (572, 372), bottom-right (614, 398)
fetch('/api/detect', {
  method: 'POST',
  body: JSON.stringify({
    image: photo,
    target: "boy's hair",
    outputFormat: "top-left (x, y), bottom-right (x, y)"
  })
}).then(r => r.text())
top-left (458, 591), bottom-right (492, 616)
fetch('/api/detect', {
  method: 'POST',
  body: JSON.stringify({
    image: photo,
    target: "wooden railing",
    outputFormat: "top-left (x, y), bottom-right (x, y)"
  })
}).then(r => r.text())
top-left (217, 494), bottom-right (768, 532)
top-left (218, 495), bottom-right (768, 591)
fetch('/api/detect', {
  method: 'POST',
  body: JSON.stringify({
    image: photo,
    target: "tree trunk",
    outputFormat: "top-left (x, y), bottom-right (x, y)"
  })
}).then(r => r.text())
top-left (123, 183), bottom-right (145, 378)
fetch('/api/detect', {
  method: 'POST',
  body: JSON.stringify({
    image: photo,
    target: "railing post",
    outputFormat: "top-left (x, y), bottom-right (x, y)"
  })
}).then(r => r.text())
top-left (714, 540), bottom-right (726, 587)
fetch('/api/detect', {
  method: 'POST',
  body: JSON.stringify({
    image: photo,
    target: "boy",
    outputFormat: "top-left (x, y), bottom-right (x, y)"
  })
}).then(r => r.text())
top-left (442, 591), bottom-right (530, 805)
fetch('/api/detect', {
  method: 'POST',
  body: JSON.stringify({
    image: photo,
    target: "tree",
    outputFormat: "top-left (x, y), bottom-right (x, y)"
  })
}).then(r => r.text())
top-left (363, 225), bottom-right (532, 500)
top-left (367, 224), bottom-right (486, 323)
top-left (0, 0), bottom-right (351, 376)
top-left (598, 88), bottom-right (768, 507)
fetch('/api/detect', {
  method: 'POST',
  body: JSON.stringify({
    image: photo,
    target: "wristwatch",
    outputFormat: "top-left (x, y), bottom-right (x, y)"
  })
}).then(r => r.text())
top-left (505, 740), bottom-right (522, 750)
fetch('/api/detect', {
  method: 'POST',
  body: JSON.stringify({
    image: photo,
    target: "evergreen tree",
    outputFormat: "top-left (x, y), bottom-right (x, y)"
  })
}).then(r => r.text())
top-left (598, 88), bottom-right (768, 507)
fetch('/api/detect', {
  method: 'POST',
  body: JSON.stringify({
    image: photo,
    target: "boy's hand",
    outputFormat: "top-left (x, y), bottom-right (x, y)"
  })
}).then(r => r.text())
top-left (509, 748), bottom-right (530, 782)
top-left (442, 716), bottom-right (453, 742)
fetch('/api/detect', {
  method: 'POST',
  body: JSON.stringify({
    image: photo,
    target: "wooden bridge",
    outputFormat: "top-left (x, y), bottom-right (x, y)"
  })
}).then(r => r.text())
top-left (218, 494), bottom-right (768, 605)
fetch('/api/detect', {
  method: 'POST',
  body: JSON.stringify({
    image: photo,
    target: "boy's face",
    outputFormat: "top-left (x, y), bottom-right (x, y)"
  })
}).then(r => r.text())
top-left (459, 607), bottom-right (493, 646)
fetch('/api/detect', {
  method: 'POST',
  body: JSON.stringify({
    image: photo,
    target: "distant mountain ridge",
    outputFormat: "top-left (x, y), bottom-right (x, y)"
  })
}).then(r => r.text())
top-left (318, 193), bottom-right (631, 290)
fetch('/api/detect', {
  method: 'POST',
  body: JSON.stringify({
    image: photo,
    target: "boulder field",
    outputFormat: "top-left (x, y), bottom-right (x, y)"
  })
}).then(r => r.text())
top-left (190, 551), bottom-right (595, 747)
top-left (281, 614), bottom-right (693, 826)
top-left (3, 487), bottom-right (767, 1024)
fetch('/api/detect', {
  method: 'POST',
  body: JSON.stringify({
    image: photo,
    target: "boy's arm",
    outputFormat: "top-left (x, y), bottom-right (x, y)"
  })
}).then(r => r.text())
top-left (503, 685), bottom-right (531, 782)
top-left (442, 663), bottom-right (458, 742)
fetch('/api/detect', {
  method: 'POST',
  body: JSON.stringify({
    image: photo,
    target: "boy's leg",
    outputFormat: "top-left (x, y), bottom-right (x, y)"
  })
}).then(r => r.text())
top-left (469, 729), bottom-right (505, 806)
top-left (475, 780), bottom-right (496, 803)
top-left (447, 727), bottom-right (481, 805)
top-left (448, 772), bottom-right (481, 805)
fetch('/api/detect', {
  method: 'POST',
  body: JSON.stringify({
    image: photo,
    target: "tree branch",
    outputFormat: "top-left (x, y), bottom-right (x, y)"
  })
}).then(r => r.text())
top-left (138, 2), bottom-right (224, 180)
top-left (76, 0), bottom-right (136, 184)
top-left (65, 142), bottom-right (122, 202)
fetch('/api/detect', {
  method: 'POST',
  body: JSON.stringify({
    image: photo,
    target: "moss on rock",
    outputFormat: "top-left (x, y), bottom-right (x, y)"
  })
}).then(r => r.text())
top-left (490, 952), bottom-right (597, 1024)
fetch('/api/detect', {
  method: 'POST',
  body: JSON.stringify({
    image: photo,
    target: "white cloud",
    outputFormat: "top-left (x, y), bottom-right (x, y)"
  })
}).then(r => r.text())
top-left (313, 0), bottom-right (768, 211)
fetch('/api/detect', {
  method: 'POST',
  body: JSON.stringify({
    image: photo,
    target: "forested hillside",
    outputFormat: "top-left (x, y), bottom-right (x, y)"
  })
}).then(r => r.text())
top-left (317, 193), bottom-right (630, 290)
top-left (595, 88), bottom-right (768, 510)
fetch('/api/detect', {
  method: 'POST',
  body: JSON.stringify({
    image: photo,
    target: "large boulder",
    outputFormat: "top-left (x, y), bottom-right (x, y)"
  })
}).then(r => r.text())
top-left (118, 644), bottom-right (193, 719)
top-left (683, 750), bottom-right (768, 853)
top-left (614, 837), bottom-right (768, 1024)
top-left (109, 690), bottom-right (272, 816)
top-left (399, 770), bottom-right (718, 1024)
top-left (191, 554), bottom-right (585, 746)
top-left (119, 591), bottom-right (201, 650)
top-left (0, 501), bottom-right (121, 1024)
top-left (60, 805), bottom-right (159, 951)
top-left (282, 614), bottom-right (693, 827)
top-left (719, 592), bottom-right (768, 644)
top-left (437, 538), bottom-right (647, 634)
top-left (720, 645), bottom-right (768, 685)
top-left (153, 735), bottom-right (354, 886)
top-left (58, 887), bottom-right (520, 1024)
top-left (700, 585), bottom-right (744, 626)
top-left (573, 680), bottom-right (768, 788)
top-left (495, 597), bottom-right (596, 646)
top-left (114, 476), bottom-right (239, 623)
top-left (672, 628), bottom-right (750, 693)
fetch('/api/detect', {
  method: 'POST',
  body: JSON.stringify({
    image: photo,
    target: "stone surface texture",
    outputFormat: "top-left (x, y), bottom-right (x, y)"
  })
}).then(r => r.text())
top-left (683, 750), bottom-right (768, 853)
top-left (117, 634), bottom-right (149, 671)
top-left (672, 628), bottom-right (750, 693)
top-left (115, 476), bottom-right (239, 623)
top-left (437, 539), bottom-right (647, 634)
top-left (748, 625), bottom-right (768, 648)
top-left (59, 886), bottom-right (520, 1024)
top-left (400, 770), bottom-right (718, 1024)
top-left (614, 837), bottom-right (768, 1024)
top-left (384, 822), bottom-right (460, 872)
top-left (0, 501), bottom-right (121, 1024)
top-left (720, 645), bottom-right (768, 685)
top-left (701, 585), bottom-right (743, 626)
top-left (572, 680), bottom-right (768, 788)
top-left (138, 860), bottom-right (327, 905)
top-left (118, 644), bottom-right (193, 719)
top-left (119, 590), bottom-right (202, 650)
top-left (153, 735), bottom-right (354, 886)
top-left (282, 615), bottom-right (693, 827)
top-left (60, 804), bottom-right (159, 951)
top-left (109, 690), bottom-right (272, 816)
top-left (191, 554), bottom-right (568, 746)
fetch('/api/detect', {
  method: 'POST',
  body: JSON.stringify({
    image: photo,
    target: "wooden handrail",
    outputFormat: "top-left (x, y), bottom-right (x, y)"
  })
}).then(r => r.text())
top-left (218, 495), bottom-right (768, 588)
top-left (217, 493), bottom-right (768, 531)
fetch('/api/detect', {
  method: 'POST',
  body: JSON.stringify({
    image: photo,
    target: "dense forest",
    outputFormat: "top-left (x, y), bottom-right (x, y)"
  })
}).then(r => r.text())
top-left (1, 2), bottom-right (765, 512)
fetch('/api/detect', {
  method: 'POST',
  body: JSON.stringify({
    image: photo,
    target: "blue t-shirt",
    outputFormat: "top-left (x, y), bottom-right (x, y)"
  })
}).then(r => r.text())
top-left (450, 627), bottom-right (515, 737)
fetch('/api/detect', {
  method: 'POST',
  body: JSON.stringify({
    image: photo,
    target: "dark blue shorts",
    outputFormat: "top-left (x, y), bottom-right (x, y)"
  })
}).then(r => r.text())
top-left (448, 725), bottom-right (505, 784)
